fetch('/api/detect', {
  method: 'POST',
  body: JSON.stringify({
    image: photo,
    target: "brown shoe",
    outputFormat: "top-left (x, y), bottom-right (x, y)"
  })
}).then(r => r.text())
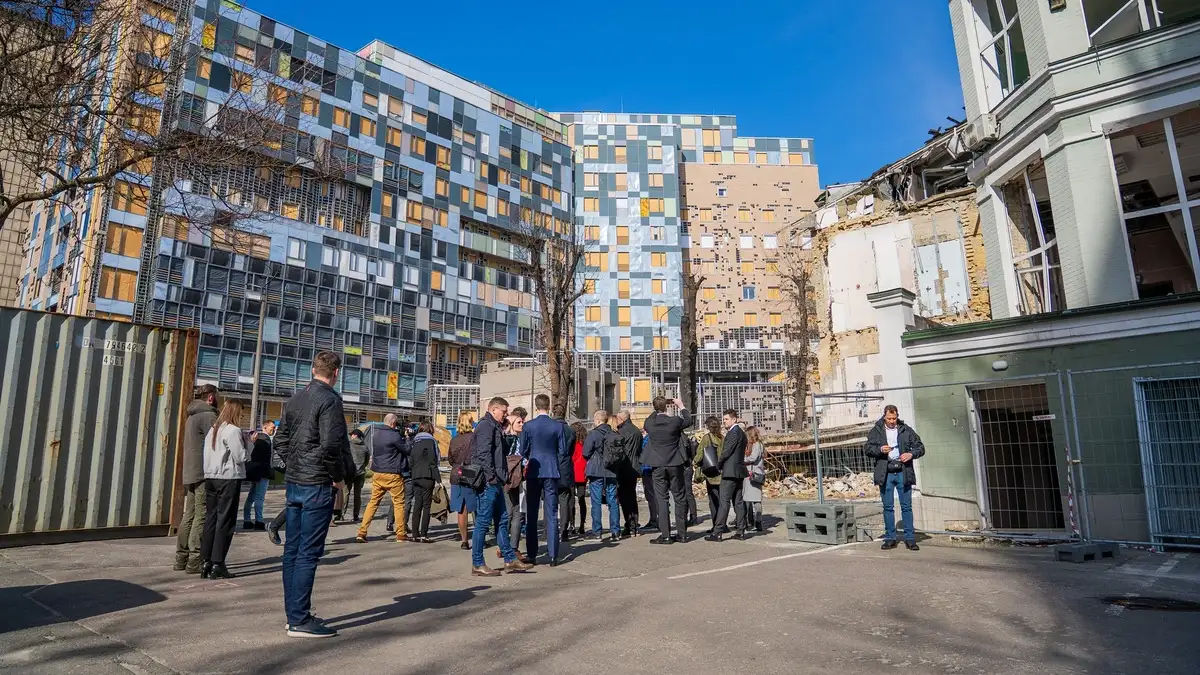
top-left (504, 559), bottom-right (534, 573)
top-left (395, 535), bottom-right (409, 542)
top-left (472, 565), bottom-right (501, 577)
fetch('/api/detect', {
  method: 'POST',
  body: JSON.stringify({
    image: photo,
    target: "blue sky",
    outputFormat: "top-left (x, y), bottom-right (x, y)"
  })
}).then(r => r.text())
top-left (248, 0), bottom-right (965, 187)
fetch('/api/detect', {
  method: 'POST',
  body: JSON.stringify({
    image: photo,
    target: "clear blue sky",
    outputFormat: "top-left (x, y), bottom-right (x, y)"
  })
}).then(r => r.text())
top-left (249, 0), bottom-right (965, 187)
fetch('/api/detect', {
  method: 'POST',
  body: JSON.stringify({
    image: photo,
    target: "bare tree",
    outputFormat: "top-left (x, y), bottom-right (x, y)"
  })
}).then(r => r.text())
top-left (679, 259), bottom-right (705, 415)
top-left (512, 221), bottom-right (587, 408)
top-left (778, 223), bottom-right (817, 432)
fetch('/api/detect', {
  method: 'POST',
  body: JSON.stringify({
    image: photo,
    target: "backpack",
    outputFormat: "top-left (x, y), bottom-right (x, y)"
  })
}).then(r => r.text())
top-left (602, 430), bottom-right (629, 471)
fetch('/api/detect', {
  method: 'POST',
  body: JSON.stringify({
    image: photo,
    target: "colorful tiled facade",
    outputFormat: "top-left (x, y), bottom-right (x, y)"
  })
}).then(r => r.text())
top-left (18, 0), bottom-right (572, 417)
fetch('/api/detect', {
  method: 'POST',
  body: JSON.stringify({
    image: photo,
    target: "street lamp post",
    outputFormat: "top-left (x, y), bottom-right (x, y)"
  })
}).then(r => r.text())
top-left (249, 262), bottom-right (280, 429)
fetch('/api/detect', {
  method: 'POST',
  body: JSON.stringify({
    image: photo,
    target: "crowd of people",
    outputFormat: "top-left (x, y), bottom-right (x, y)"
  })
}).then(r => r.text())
top-left (171, 350), bottom-right (924, 638)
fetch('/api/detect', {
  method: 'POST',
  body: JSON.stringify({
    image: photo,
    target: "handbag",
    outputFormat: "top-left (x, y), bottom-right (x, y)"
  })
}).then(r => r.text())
top-left (887, 460), bottom-right (905, 473)
top-left (504, 455), bottom-right (524, 491)
top-left (749, 465), bottom-right (766, 488)
top-left (459, 462), bottom-right (485, 490)
top-left (701, 440), bottom-right (721, 478)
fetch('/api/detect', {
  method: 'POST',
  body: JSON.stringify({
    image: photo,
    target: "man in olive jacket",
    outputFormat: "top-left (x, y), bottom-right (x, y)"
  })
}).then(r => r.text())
top-left (864, 404), bottom-right (926, 551)
top-left (174, 385), bottom-right (219, 573)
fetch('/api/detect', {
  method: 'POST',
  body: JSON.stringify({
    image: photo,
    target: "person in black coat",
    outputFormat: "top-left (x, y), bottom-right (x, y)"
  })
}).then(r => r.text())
top-left (613, 411), bottom-right (643, 537)
top-left (707, 408), bottom-right (748, 542)
top-left (241, 427), bottom-right (274, 530)
top-left (864, 404), bottom-right (926, 551)
top-left (641, 396), bottom-right (694, 545)
top-left (583, 410), bottom-right (621, 541)
top-left (407, 422), bottom-right (441, 542)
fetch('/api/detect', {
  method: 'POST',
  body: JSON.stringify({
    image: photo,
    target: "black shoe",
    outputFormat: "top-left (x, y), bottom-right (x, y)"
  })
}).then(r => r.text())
top-left (755, 521), bottom-right (764, 533)
top-left (705, 527), bottom-right (714, 535)
top-left (704, 533), bottom-right (723, 542)
top-left (550, 560), bottom-right (560, 567)
top-left (640, 521), bottom-right (659, 532)
top-left (649, 535), bottom-right (673, 545)
top-left (905, 541), bottom-right (920, 551)
top-left (732, 531), bottom-right (748, 541)
top-left (881, 540), bottom-right (898, 550)
top-left (620, 528), bottom-right (632, 539)
top-left (721, 525), bottom-right (731, 534)
top-left (209, 564), bottom-right (236, 579)
top-left (267, 520), bottom-right (282, 546)
top-left (200, 562), bottom-right (213, 579)
top-left (242, 521), bottom-right (254, 530)
top-left (254, 521), bottom-right (267, 531)
top-left (688, 517), bottom-right (700, 527)
top-left (460, 541), bottom-right (470, 550)
top-left (287, 617), bottom-right (338, 639)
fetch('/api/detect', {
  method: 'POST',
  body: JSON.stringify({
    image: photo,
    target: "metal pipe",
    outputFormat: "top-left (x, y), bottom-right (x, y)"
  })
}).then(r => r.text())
top-left (814, 407), bottom-right (824, 505)
top-left (1064, 371), bottom-right (1093, 542)
top-left (249, 287), bottom-right (267, 429)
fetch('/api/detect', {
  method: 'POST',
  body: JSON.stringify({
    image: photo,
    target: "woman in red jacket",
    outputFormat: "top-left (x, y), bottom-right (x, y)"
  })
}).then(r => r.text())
top-left (564, 422), bottom-right (589, 540)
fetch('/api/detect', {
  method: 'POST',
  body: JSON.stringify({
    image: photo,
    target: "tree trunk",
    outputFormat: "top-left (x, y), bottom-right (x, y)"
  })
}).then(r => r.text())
top-left (680, 271), bottom-right (703, 416)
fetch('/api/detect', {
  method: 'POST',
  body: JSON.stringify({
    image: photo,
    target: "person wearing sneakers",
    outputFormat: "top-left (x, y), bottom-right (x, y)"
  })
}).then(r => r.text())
top-left (275, 351), bottom-right (349, 638)
top-left (470, 397), bottom-right (532, 577)
top-left (355, 414), bottom-right (410, 543)
top-left (865, 404), bottom-right (926, 552)
top-left (407, 421), bottom-right (441, 543)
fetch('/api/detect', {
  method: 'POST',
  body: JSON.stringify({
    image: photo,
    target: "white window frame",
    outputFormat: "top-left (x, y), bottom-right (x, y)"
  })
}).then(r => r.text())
top-left (970, 0), bottom-right (1029, 110)
top-left (700, 234), bottom-right (714, 248)
top-left (348, 251), bottom-right (366, 274)
top-left (322, 247), bottom-right (340, 267)
top-left (1002, 165), bottom-right (1064, 315)
top-left (739, 235), bottom-right (754, 249)
top-left (742, 285), bottom-right (756, 300)
top-left (287, 238), bottom-right (305, 260)
top-left (1109, 115), bottom-right (1200, 295)
top-left (1083, 0), bottom-right (1188, 47)
top-left (763, 234), bottom-right (778, 249)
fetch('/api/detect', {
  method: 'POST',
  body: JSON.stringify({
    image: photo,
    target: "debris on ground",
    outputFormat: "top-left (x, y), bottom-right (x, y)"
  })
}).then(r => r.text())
top-left (761, 472), bottom-right (879, 501)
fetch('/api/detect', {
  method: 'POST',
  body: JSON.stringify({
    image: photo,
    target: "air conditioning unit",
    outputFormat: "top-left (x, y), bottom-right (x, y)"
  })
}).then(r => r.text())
top-left (963, 113), bottom-right (999, 151)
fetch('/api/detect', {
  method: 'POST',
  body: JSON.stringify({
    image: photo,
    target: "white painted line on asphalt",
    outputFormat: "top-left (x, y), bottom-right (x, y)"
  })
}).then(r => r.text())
top-left (667, 542), bottom-right (864, 580)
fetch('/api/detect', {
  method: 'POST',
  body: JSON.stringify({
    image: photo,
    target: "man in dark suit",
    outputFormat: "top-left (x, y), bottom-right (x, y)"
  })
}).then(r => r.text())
top-left (519, 394), bottom-right (572, 566)
top-left (614, 411), bottom-right (643, 537)
top-left (641, 396), bottom-right (694, 545)
top-left (707, 408), bottom-right (748, 542)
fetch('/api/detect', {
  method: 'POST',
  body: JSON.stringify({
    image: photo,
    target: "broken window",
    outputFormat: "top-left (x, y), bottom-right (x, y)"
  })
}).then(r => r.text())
top-left (1000, 162), bottom-right (1065, 315)
top-left (1084, 0), bottom-right (1200, 46)
top-left (1109, 107), bottom-right (1200, 298)
top-left (970, 0), bottom-right (1029, 109)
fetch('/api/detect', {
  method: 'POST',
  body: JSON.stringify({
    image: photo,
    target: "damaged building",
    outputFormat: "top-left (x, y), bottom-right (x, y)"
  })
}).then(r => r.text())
top-left (794, 126), bottom-right (992, 430)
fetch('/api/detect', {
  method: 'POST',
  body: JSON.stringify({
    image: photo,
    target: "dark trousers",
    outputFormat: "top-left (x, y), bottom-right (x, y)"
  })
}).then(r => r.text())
top-left (616, 472), bottom-right (638, 528)
top-left (715, 478), bottom-right (746, 535)
top-left (706, 483), bottom-right (721, 526)
top-left (651, 466), bottom-right (688, 540)
top-left (526, 477), bottom-right (560, 562)
top-left (348, 473), bottom-right (366, 520)
top-left (408, 478), bottom-right (435, 538)
top-left (282, 482), bottom-right (334, 626)
top-left (642, 469), bottom-right (658, 525)
top-left (271, 508), bottom-right (287, 530)
top-left (558, 485), bottom-right (574, 535)
top-left (683, 465), bottom-right (699, 521)
top-left (575, 483), bottom-right (588, 529)
top-left (200, 478), bottom-right (240, 565)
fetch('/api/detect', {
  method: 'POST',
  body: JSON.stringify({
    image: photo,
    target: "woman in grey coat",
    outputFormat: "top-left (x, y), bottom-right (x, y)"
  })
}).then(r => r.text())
top-left (742, 426), bottom-right (766, 532)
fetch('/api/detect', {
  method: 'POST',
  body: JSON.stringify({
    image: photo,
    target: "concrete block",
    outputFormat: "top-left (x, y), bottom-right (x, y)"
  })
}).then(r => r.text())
top-left (785, 502), bottom-right (856, 545)
top-left (1054, 542), bottom-right (1119, 563)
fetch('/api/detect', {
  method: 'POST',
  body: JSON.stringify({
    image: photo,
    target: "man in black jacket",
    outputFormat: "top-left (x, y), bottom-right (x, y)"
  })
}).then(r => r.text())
top-left (613, 411), bottom-right (642, 537)
top-left (642, 397), bottom-right (694, 545)
top-left (173, 385), bottom-right (219, 573)
top-left (583, 410), bottom-right (621, 541)
top-left (470, 397), bottom-right (532, 577)
top-left (864, 404), bottom-right (926, 551)
top-left (708, 409), bottom-right (748, 542)
top-left (275, 351), bottom-right (348, 639)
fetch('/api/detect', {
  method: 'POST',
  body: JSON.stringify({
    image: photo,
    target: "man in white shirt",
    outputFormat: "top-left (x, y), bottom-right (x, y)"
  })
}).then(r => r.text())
top-left (865, 404), bottom-right (926, 551)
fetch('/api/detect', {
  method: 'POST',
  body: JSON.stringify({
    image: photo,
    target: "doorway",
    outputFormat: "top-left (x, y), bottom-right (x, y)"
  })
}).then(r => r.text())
top-left (972, 382), bottom-right (1065, 530)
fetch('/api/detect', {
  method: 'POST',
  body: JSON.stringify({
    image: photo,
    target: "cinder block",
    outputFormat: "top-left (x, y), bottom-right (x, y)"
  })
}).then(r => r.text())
top-left (1054, 542), bottom-right (1119, 563)
top-left (784, 502), bottom-right (856, 545)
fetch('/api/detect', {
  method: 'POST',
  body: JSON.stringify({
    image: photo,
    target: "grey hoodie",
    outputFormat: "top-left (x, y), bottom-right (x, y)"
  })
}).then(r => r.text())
top-left (182, 400), bottom-right (218, 485)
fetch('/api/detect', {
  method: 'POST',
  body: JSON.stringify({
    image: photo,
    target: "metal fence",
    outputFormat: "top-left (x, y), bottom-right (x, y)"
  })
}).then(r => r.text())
top-left (805, 362), bottom-right (1200, 550)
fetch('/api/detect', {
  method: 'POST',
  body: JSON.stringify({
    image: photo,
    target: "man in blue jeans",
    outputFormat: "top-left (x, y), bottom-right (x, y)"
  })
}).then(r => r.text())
top-left (274, 351), bottom-right (349, 638)
top-left (864, 404), bottom-right (926, 551)
top-left (582, 410), bottom-right (621, 542)
top-left (470, 396), bottom-right (533, 577)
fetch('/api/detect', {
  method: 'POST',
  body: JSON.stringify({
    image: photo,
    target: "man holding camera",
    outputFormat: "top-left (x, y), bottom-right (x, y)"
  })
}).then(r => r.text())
top-left (864, 404), bottom-right (926, 551)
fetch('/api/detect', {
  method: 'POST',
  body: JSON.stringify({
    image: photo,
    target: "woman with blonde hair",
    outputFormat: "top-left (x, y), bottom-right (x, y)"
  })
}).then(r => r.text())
top-left (743, 425), bottom-right (766, 533)
top-left (200, 400), bottom-right (248, 579)
top-left (447, 410), bottom-right (478, 549)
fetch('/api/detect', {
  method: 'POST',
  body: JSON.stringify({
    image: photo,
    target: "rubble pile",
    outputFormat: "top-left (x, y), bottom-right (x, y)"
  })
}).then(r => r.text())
top-left (762, 472), bottom-right (878, 501)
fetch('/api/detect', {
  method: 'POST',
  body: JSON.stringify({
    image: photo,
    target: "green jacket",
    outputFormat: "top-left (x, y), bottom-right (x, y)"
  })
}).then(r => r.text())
top-left (693, 432), bottom-right (724, 486)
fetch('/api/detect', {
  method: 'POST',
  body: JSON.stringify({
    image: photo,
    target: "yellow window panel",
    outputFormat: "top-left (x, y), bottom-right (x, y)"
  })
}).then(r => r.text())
top-left (583, 279), bottom-right (596, 294)
top-left (201, 22), bottom-right (216, 49)
top-left (652, 279), bottom-right (664, 294)
top-left (585, 336), bottom-right (602, 351)
top-left (704, 313), bottom-right (717, 326)
top-left (651, 252), bottom-right (666, 267)
top-left (585, 306), bottom-right (601, 321)
top-left (767, 287), bottom-right (781, 300)
top-left (617, 307), bottom-right (631, 326)
top-left (617, 279), bottom-right (630, 299)
top-left (616, 226), bottom-right (629, 245)
top-left (617, 252), bottom-right (630, 272)
top-left (619, 337), bottom-right (631, 351)
top-left (633, 378), bottom-right (651, 403)
top-left (653, 306), bottom-right (668, 321)
top-left (614, 146), bottom-right (627, 162)
top-left (615, 173), bottom-right (627, 191)
top-left (770, 313), bottom-right (783, 326)
top-left (743, 312), bottom-right (759, 327)
top-left (740, 262), bottom-right (754, 275)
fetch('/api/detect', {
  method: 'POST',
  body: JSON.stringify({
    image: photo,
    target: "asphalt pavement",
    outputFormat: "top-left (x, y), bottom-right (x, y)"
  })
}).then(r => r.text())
top-left (2, 488), bottom-right (1199, 674)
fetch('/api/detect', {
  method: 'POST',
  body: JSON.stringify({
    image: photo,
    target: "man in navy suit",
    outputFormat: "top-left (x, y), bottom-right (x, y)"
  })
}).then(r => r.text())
top-left (519, 394), bottom-right (572, 566)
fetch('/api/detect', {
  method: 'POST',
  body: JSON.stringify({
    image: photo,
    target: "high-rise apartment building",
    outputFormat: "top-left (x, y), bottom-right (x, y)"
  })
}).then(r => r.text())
top-left (557, 113), bottom-right (818, 425)
top-left (18, 0), bottom-right (573, 420)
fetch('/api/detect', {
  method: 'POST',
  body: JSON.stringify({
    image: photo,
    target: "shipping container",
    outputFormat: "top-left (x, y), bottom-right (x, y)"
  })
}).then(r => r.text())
top-left (0, 308), bottom-right (198, 546)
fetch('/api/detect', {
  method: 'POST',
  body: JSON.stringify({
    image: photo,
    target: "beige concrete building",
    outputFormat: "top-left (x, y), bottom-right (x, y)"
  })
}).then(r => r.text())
top-left (683, 162), bottom-right (820, 350)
